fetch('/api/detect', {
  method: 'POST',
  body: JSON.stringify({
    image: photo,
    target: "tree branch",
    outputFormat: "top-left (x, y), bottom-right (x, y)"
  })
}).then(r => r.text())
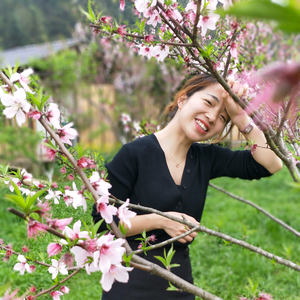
top-left (208, 183), bottom-right (300, 238)
top-left (109, 197), bottom-right (300, 272)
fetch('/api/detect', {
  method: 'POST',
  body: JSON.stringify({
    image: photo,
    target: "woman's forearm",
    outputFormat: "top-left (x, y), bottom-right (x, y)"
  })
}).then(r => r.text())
top-left (234, 114), bottom-right (283, 174)
top-left (120, 213), bottom-right (162, 237)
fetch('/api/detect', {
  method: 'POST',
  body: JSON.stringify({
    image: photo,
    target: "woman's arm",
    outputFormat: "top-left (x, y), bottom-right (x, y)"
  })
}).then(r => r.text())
top-left (232, 113), bottom-right (282, 174)
top-left (222, 81), bottom-right (283, 174)
top-left (121, 212), bottom-right (199, 244)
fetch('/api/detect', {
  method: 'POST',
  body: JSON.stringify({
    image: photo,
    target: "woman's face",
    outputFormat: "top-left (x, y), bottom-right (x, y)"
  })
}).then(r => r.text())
top-left (176, 83), bottom-right (229, 142)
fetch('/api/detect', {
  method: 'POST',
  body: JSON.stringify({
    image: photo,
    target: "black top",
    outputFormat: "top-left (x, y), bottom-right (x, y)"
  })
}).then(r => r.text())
top-left (92, 134), bottom-right (271, 249)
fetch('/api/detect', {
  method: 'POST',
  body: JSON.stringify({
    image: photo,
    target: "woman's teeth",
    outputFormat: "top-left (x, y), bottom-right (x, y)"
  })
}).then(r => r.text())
top-left (196, 119), bottom-right (208, 131)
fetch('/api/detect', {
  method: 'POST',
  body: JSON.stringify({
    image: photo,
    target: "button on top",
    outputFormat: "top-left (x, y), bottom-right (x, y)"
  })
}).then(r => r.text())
top-left (189, 154), bottom-right (193, 159)
top-left (182, 185), bottom-right (187, 189)
top-left (178, 201), bottom-right (182, 205)
top-left (186, 169), bottom-right (190, 174)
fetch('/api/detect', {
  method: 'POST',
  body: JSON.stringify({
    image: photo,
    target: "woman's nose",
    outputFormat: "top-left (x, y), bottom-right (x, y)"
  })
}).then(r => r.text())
top-left (205, 109), bottom-right (218, 123)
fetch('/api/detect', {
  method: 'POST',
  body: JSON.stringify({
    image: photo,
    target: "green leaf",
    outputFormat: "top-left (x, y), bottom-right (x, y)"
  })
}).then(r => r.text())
top-left (154, 255), bottom-right (167, 267)
top-left (25, 189), bottom-right (47, 214)
top-left (4, 194), bottom-right (26, 209)
top-left (140, 19), bottom-right (146, 34)
top-left (223, 0), bottom-right (300, 34)
top-left (167, 282), bottom-right (178, 291)
top-left (88, 0), bottom-right (96, 22)
top-left (92, 219), bottom-right (104, 238)
top-left (27, 93), bottom-right (40, 109)
top-left (40, 94), bottom-right (50, 111)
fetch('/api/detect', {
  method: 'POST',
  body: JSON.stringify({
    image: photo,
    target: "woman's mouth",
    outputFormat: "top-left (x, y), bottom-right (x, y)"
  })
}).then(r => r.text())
top-left (195, 119), bottom-right (209, 132)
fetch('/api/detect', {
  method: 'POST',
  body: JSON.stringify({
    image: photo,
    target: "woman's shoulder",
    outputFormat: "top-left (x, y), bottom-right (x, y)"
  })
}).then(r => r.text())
top-left (122, 134), bottom-right (159, 156)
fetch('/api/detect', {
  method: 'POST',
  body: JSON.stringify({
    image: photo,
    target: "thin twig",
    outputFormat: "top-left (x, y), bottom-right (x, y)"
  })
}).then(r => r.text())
top-left (134, 227), bottom-right (198, 255)
top-left (192, 0), bottom-right (202, 39)
top-left (209, 183), bottom-right (300, 238)
top-left (109, 197), bottom-right (300, 272)
top-left (32, 269), bottom-right (81, 299)
top-left (276, 98), bottom-right (293, 139)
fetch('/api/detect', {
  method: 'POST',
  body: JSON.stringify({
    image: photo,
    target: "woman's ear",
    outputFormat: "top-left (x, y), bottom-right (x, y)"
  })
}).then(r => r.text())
top-left (177, 94), bottom-right (187, 109)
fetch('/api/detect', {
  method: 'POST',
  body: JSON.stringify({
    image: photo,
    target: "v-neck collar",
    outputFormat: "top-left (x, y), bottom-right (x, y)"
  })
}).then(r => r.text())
top-left (151, 134), bottom-right (191, 187)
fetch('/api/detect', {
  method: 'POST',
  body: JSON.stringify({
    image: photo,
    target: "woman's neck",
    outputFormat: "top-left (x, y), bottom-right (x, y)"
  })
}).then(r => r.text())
top-left (154, 120), bottom-right (192, 159)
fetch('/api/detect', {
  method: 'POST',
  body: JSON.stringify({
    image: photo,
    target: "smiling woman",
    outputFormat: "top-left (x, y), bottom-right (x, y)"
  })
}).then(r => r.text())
top-left (92, 73), bottom-right (282, 300)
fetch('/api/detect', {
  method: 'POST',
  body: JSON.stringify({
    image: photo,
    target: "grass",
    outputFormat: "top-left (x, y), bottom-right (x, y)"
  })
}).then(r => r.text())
top-left (0, 166), bottom-right (299, 300)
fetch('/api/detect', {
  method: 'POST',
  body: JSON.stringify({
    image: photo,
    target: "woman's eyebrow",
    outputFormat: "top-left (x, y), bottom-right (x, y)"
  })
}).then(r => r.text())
top-left (206, 93), bottom-right (219, 102)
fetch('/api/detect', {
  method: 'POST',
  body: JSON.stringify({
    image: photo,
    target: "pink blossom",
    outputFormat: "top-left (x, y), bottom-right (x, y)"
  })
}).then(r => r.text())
top-left (4, 249), bottom-right (12, 262)
top-left (0, 88), bottom-right (31, 126)
top-left (29, 265), bottom-right (36, 272)
top-left (28, 110), bottom-right (42, 120)
top-left (148, 234), bottom-right (156, 242)
top-left (48, 259), bottom-right (68, 279)
top-left (36, 199), bottom-right (51, 217)
top-left (29, 286), bottom-right (37, 293)
top-left (89, 172), bottom-right (112, 196)
top-left (166, 8), bottom-right (183, 23)
top-left (60, 286), bottom-right (70, 294)
top-left (4, 177), bottom-right (21, 192)
top-left (50, 291), bottom-right (64, 300)
top-left (258, 292), bottom-right (273, 300)
top-left (70, 246), bottom-right (91, 268)
top-left (13, 254), bottom-right (32, 275)
top-left (138, 44), bottom-right (153, 59)
top-left (27, 219), bottom-right (48, 239)
top-left (65, 182), bottom-right (87, 211)
top-left (100, 16), bottom-right (112, 24)
top-left (52, 182), bottom-right (58, 189)
top-left (77, 156), bottom-right (96, 169)
top-left (57, 122), bottom-right (78, 146)
top-left (151, 45), bottom-right (169, 62)
top-left (10, 68), bottom-right (35, 94)
top-left (47, 243), bottom-right (63, 257)
top-left (135, 0), bottom-right (148, 13)
top-left (20, 169), bottom-right (32, 181)
top-left (197, 13), bottom-right (220, 36)
top-left (100, 264), bottom-right (133, 292)
top-left (45, 103), bottom-right (61, 129)
top-left (22, 245), bottom-right (30, 253)
top-left (64, 220), bottom-right (89, 241)
top-left (47, 217), bottom-right (73, 231)
top-left (118, 199), bottom-right (136, 229)
top-left (230, 42), bottom-right (238, 58)
top-left (60, 166), bottom-right (67, 173)
top-left (117, 25), bottom-right (126, 37)
top-left (120, 113), bottom-right (131, 125)
top-left (185, 1), bottom-right (197, 13)
top-left (67, 174), bottom-right (74, 180)
top-left (144, 34), bottom-right (155, 43)
top-left (146, 10), bottom-right (161, 27)
top-left (1, 288), bottom-right (19, 300)
top-left (45, 189), bottom-right (62, 204)
top-left (45, 147), bottom-right (57, 161)
top-left (61, 252), bottom-right (74, 267)
top-left (96, 195), bottom-right (118, 224)
top-left (94, 234), bottom-right (126, 273)
top-left (120, 0), bottom-right (125, 10)
top-left (219, 0), bottom-right (233, 10)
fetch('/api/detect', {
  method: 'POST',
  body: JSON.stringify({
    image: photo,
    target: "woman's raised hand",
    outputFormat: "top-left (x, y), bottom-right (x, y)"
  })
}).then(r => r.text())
top-left (221, 78), bottom-right (249, 125)
top-left (162, 212), bottom-right (199, 244)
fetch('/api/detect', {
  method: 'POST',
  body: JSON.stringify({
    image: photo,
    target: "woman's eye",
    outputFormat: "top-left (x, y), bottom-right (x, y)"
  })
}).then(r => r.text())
top-left (220, 115), bottom-right (226, 122)
top-left (205, 100), bottom-right (212, 105)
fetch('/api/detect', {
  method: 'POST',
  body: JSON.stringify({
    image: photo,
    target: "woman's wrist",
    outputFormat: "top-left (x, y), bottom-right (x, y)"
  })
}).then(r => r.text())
top-left (148, 213), bottom-right (164, 230)
top-left (231, 111), bottom-right (251, 132)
